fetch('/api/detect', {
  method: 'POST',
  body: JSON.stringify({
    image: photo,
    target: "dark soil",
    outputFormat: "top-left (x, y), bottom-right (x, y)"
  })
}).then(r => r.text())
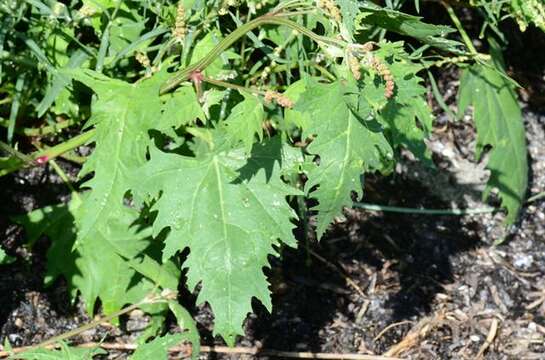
top-left (2, 20), bottom-right (545, 360)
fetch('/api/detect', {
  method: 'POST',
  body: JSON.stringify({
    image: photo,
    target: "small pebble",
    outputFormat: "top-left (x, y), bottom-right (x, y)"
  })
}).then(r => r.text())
top-left (8, 334), bottom-right (21, 344)
top-left (513, 254), bottom-right (534, 270)
top-left (14, 318), bottom-right (23, 328)
top-left (470, 335), bottom-right (481, 342)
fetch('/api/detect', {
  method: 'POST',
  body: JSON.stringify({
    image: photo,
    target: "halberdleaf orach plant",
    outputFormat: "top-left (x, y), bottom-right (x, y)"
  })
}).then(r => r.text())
top-left (0, 0), bottom-right (533, 357)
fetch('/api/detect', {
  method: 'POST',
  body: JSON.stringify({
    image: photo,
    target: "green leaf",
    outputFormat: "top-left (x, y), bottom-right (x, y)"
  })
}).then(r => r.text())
top-left (190, 30), bottom-right (237, 77)
top-left (73, 208), bottom-right (153, 314)
top-left (511, 0), bottom-right (545, 32)
top-left (108, 14), bottom-right (145, 56)
top-left (296, 80), bottom-right (393, 238)
top-left (358, 3), bottom-right (464, 53)
top-left (283, 80), bottom-right (309, 130)
top-left (130, 138), bottom-right (300, 344)
top-left (37, 49), bottom-right (89, 117)
top-left (159, 86), bottom-right (205, 130)
top-left (14, 197), bottom-right (174, 316)
top-left (373, 44), bottom-right (433, 163)
top-left (0, 247), bottom-right (14, 265)
top-left (379, 101), bottom-right (432, 164)
top-left (13, 199), bottom-right (80, 287)
top-left (16, 341), bottom-right (106, 360)
top-left (336, 0), bottom-right (361, 39)
top-left (458, 59), bottom-right (528, 225)
top-left (66, 70), bottom-right (163, 247)
top-left (222, 91), bottom-right (265, 153)
top-left (129, 334), bottom-right (183, 360)
top-left (168, 301), bottom-right (200, 359)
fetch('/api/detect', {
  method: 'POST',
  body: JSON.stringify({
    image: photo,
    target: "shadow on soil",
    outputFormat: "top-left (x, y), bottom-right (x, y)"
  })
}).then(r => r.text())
top-left (240, 172), bottom-right (483, 353)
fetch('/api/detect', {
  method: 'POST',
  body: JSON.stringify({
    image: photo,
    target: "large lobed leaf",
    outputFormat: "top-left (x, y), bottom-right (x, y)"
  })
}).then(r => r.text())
top-left (130, 136), bottom-right (300, 345)
top-left (458, 51), bottom-right (528, 225)
top-left (295, 79), bottom-right (393, 238)
top-left (14, 197), bottom-right (161, 315)
top-left (67, 70), bottom-right (163, 247)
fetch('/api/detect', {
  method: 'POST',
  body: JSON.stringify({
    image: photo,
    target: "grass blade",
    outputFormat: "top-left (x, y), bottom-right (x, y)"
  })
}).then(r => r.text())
top-left (110, 27), bottom-right (168, 66)
top-left (7, 74), bottom-right (25, 144)
top-left (37, 50), bottom-right (89, 117)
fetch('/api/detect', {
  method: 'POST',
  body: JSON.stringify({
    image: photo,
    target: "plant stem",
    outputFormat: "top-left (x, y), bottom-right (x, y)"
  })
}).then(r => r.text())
top-left (33, 130), bottom-right (95, 162)
top-left (443, 2), bottom-right (478, 55)
top-left (0, 129), bottom-right (95, 177)
top-left (0, 294), bottom-right (166, 357)
top-left (48, 159), bottom-right (82, 202)
top-left (247, 61), bottom-right (336, 82)
top-left (160, 12), bottom-right (343, 94)
top-left (527, 192), bottom-right (545, 203)
top-left (0, 117), bottom-right (81, 136)
top-left (352, 202), bottom-right (497, 215)
top-left (203, 77), bottom-right (264, 96)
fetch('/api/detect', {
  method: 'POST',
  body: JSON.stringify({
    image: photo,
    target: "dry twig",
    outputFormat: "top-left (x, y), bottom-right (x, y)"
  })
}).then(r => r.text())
top-left (308, 249), bottom-right (367, 298)
top-left (373, 321), bottom-right (414, 342)
top-left (383, 312), bottom-right (445, 357)
top-left (475, 318), bottom-right (499, 359)
top-left (1, 342), bottom-right (404, 360)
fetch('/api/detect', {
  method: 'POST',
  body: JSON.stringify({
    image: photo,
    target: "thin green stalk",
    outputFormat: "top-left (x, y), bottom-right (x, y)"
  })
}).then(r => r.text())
top-left (58, 151), bottom-right (86, 164)
top-left (443, 2), bottom-right (478, 55)
top-left (426, 70), bottom-right (457, 121)
top-left (203, 76), bottom-right (264, 96)
top-left (33, 130), bottom-right (95, 162)
top-left (353, 202), bottom-right (497, 215)
top-left (527, 192), bottom-right (545, 204)
top-left (0, 129), bottom-right (95, 177)
top-left (248, 61), bottom-right (336, 82)
top-left (32, 141), bottom-right (82, 199)
top-left (48, 159), bottom-right (82, 202)
top-left (0, 117), bottom-right (81, 136)
top-left (0, 141), bottom-right (33, 163)
top-left (160, 13), bottom-right (343, 94)
top-left (0, 293), bottom-right (169, 358)
top-left (8, 74), bottom-right (25, 144)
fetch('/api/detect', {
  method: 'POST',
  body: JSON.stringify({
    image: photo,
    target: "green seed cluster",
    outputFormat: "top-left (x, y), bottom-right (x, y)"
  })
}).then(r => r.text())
top-left (346, 42), bottom-right (395, 99)
top-left (316, 0), bottom-right (341, 22)
top-left (135, 52), bottom-right (150, 68)
top-left (369, 56), bottom-right (395, 98)
top-left (173, 1), bottom-right (187, 42)
top-left (264, 90), bottom-right (294, 108)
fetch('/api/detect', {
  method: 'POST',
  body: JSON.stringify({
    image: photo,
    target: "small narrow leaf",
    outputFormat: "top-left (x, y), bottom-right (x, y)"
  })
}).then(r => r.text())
top-left (358, 3), bottom-right (464, 53)
top-left (0, 248), bottom-right (14, 265)
top-left (129, 334), bottom-right (184, 360)
top-left (169, 301), bottom-right (201, 359)
top-left (16, 341), bottom-right (106, 360)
